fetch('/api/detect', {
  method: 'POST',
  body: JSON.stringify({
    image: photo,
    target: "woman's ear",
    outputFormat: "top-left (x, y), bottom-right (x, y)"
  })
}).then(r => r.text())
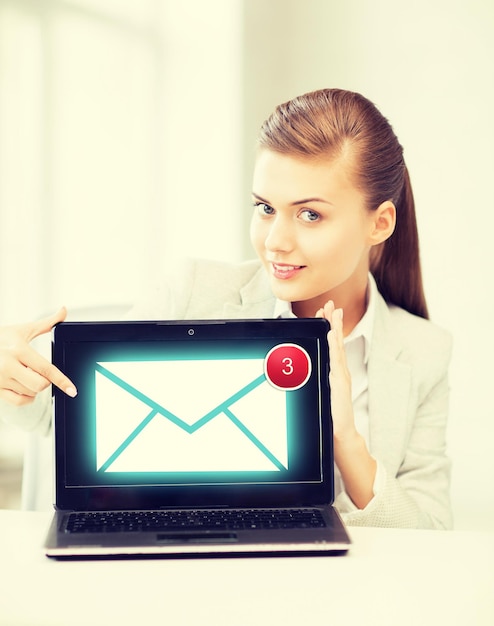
top-left (368, 200), bottom-right (396, 246)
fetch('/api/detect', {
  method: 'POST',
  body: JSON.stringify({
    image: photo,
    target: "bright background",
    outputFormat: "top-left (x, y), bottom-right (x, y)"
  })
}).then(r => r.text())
top-left (0, 0), bottom-right (493, 530)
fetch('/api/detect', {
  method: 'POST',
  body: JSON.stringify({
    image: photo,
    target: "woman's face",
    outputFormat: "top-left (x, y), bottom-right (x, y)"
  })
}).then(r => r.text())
top-left (250, 150), bottom-right (376, 317)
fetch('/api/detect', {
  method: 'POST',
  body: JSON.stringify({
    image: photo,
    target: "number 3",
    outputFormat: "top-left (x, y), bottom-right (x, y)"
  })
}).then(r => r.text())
top-left (282, 357), bottom-right (294, 376)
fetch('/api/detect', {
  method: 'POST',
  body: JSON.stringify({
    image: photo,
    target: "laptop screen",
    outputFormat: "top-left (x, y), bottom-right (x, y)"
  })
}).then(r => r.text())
top-left (52, 319), bottom-right (333, 510)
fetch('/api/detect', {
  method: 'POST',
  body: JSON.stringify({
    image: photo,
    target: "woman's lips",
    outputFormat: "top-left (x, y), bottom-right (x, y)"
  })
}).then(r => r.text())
top-left (271, 263), bottom-right (305, 280)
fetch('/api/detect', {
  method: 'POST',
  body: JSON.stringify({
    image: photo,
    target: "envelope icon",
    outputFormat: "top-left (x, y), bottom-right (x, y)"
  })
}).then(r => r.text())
top-left (94, 359), bottom-right (288, 473)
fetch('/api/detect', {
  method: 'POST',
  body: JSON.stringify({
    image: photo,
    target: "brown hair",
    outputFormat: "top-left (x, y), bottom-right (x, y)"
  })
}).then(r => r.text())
top-left (258, 88), bottom-right (429, 319)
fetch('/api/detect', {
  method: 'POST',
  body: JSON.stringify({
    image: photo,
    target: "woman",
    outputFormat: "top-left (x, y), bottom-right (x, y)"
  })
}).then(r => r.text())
top-left (0, 89), bottom-right (452, 529)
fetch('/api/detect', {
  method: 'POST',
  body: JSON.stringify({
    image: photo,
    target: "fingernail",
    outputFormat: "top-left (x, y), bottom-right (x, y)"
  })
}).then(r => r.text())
top-left (66, 386), bottom-right (77, 398)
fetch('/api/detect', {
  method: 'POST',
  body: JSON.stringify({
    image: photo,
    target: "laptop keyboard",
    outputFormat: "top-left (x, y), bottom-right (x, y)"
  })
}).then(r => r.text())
top-left (64, 508), bottom-right (327, 533)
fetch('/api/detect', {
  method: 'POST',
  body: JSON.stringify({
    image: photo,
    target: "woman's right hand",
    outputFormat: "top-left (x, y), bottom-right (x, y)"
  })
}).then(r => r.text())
top-left (0, 307), bottom-right (77, 406)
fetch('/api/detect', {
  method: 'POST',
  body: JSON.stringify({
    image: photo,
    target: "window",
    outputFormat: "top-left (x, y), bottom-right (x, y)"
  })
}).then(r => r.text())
top-left (0, 0), bottom-right (242, 324)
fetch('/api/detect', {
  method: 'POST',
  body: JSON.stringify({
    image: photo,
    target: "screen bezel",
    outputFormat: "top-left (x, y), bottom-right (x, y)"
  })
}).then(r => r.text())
top-left (52, 319), bottom-right (333, 511)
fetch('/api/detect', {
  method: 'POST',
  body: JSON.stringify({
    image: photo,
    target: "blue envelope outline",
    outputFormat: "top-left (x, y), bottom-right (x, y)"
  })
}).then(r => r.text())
top-left (95, 362), bottom-right (288, 473)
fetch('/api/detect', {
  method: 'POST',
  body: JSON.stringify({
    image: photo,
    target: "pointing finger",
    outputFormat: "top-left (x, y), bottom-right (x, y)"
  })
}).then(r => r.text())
top-left (29, 349), bottom-right (77, 397)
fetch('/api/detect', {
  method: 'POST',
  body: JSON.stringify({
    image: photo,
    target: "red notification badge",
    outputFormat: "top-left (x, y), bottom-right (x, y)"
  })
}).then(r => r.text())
top-left (264, 343), bottom-right (312, 391)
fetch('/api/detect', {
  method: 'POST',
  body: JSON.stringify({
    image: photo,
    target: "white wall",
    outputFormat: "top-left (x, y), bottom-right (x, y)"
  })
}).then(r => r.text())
top-left (243, 0), bottom-right (494, 530)
top-left (158, 1), bottom-right (243, 272)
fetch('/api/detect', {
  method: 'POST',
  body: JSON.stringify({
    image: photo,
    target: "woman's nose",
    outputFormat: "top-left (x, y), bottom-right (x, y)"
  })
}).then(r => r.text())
top-left (264, 217), bottom-right (294, 252)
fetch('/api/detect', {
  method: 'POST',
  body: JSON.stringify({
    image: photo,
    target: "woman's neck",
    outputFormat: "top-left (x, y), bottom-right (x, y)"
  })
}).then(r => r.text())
top-left (291, 276), bottom-right (369, 337)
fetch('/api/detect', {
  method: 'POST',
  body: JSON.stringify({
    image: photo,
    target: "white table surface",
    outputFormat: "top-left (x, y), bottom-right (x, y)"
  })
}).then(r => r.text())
top-left (1, 510), bottom-right (493, 626)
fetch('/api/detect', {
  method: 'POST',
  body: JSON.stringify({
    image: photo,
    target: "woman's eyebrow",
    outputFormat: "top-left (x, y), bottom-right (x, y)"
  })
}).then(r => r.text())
top-left (291, 197), bottom-right (333, 206)
top-left (252, 193), bottom-right (270, 204)
top-left (252, 192), bottom-right (333, 206)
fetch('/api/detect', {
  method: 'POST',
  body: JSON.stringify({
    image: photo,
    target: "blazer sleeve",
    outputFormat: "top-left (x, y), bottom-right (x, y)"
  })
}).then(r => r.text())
top-left (0, 390), bottom-right (52, 435)
top-left (126, 257), bottom-right (265, 320)
top-left (0, 332), bottom-right (53, 435)
top-left (335, 309), bottom-right (453, 529)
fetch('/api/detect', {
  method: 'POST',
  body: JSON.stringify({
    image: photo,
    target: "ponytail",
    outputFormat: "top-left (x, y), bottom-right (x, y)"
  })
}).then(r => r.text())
top-left (370, 167), bottom-right (429, 319)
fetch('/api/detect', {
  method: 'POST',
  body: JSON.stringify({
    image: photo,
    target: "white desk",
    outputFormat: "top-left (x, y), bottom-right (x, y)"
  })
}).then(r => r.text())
top-left (1, 510), bottom-right (493, 626)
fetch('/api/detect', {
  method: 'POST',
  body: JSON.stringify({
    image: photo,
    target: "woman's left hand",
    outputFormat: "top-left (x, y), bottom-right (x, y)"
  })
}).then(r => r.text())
top-left (316, 301), bottom-right (357, 443)
top-left (316, 300), bottom-right (377, 509)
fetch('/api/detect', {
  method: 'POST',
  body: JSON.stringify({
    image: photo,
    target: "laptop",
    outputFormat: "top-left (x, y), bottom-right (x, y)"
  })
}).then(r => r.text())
top-left (44, 318), bottom-right (351, 558)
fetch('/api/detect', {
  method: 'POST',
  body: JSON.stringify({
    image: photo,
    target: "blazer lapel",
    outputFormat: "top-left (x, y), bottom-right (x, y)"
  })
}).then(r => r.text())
top-left (367, 295), bottom-right (412, 474)
top-left (222, 265), bottom-right (276, 318)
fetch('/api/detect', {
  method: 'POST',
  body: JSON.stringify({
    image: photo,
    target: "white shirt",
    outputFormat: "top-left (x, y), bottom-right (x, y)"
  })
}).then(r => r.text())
top-left (274, 274), bottom-right (383, 509)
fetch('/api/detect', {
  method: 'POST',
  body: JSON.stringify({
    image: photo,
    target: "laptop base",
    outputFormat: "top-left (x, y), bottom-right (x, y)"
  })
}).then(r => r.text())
top-left (44, 506), bottom-right (351, 559)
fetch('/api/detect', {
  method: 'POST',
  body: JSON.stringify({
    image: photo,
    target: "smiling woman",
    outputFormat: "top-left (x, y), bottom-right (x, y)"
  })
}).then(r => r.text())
top-left (0, 87), bottom-right (453, 530)
top-left (248, 89), bottom-right (444, 518)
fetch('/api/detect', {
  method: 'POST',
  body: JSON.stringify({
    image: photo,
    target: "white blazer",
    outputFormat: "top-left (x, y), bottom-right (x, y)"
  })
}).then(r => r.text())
top-left (129, 258), bottom-right (453, 529)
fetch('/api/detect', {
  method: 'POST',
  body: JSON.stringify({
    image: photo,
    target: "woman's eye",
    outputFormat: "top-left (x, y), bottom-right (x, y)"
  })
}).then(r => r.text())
top-left (300, 209), bottom-right (320, 222)
top-left (254, 202), bottom-right (275, 216)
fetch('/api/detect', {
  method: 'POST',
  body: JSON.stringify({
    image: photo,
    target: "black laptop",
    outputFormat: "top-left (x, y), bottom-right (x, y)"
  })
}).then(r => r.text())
top-left (44, 318), bottom-right (351, 558)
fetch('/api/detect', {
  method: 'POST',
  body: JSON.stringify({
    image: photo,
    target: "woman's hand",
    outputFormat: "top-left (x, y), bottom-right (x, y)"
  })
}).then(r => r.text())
top-left (317, 300), bottom-right (377, 509)
top-left (317, 301), bottom-right (356, 442)
top-left (0, 307), bottom-right (77, 406)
